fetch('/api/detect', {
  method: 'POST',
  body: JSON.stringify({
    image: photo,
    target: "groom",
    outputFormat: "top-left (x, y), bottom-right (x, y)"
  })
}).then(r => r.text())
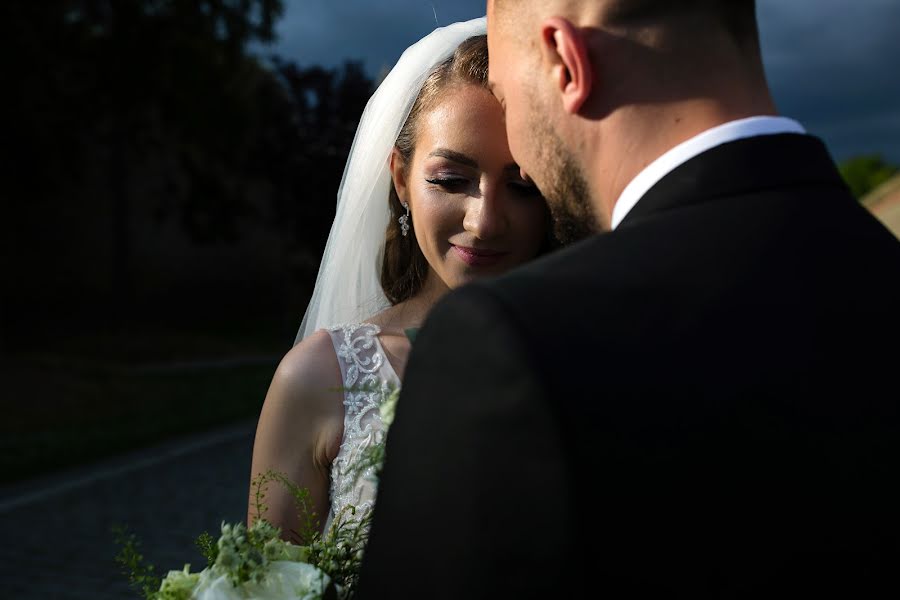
top-left (359, 1), bottom-right (900, 597)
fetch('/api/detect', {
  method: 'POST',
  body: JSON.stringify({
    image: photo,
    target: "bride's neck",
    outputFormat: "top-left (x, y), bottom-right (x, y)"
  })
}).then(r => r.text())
top-left (372, 271), bottom-right (449, 333)
top-left (402, 270), bottom-right (450, 327)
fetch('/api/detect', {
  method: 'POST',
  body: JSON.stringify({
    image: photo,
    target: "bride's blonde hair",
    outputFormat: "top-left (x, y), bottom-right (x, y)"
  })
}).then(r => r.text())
top-left (380, 35), bottom-right (489, 305)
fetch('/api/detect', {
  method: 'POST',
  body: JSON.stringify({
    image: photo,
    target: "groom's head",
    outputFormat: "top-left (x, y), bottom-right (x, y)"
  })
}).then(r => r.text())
top-left (487, 0), bottom-right (769, 235)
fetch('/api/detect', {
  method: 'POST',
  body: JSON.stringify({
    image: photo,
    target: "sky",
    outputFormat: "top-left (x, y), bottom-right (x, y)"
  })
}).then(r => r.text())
top-left (260, 0), bottom-right (900, 163)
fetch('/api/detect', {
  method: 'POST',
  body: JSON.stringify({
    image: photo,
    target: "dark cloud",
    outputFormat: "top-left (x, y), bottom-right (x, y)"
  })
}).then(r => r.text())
top-left (264, 0), bottom-right (484, 74)
top-left (265, 0), bottom-right (900, 162)
top-left (759, 0), bottom-right (900, 161)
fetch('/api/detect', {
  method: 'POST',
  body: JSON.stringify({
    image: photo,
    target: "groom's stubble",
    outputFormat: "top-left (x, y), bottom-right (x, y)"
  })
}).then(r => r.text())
top-left (528, 101), bottom-right (598, 245)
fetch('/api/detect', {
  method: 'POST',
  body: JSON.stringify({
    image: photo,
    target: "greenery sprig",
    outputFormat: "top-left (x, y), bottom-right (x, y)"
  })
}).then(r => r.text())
top-left (112, 525), bottom-right (162, 599)
top-left (114, 370), bottom-right (404, 599)
top-left (250, 468), bottom-right (319, 546)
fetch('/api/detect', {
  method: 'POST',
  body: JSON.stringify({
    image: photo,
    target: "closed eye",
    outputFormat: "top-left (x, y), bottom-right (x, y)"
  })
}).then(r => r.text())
top-left (426, 177), bottom-right (469, 192)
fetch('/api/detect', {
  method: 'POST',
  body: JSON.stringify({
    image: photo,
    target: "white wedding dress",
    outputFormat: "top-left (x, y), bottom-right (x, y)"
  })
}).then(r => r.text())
top-left (322, 323), bottom-right (400, 533)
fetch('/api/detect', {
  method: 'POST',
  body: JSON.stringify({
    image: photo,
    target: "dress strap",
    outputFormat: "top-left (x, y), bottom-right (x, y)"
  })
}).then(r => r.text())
top-left (323, 323), bottom-right (395, 533)
top-left (326, 323), bottom-right (389, 394)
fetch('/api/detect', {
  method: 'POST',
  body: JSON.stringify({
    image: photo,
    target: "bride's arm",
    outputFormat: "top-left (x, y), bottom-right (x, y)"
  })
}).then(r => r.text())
top-left (247, 330), bottom-right (344, 544)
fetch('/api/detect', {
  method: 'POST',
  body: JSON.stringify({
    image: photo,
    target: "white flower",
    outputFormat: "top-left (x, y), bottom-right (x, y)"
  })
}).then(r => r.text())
top-left (193, 569), bottom-right (243, 600)
top-left (244, 561), bottom-right (330, 600)
top-left (157, 565), bottom-right (201, 600)
top-left (188, 560), bottom-right (330, 600)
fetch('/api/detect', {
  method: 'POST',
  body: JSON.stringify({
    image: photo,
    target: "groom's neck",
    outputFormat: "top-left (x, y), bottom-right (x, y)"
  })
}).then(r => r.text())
top-left (585, 45), bottom-right (777, 225)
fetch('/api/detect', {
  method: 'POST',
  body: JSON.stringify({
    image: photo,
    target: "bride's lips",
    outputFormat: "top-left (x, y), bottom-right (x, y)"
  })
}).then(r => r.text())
top-left (451, 245), bottom-right (509, 267)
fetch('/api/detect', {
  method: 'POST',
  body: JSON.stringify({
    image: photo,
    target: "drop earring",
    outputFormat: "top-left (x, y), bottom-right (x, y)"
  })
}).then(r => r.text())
top-left (399, 202), bottom-right (410, 237)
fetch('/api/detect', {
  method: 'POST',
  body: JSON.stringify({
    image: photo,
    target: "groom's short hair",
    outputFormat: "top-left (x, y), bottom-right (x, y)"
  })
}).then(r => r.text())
top-left (494, 0), bottom-right (759, 46)
top-left (603, 0), bottom-right (759, 44)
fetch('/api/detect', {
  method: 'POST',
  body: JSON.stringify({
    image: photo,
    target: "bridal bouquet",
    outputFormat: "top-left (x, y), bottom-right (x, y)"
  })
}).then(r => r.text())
top-left (116, 386), bottom-right (400, 600)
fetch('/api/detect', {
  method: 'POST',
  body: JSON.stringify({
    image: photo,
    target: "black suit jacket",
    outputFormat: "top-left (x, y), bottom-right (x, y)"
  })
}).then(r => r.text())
top-left (357, 134), bottom-right (900, 597)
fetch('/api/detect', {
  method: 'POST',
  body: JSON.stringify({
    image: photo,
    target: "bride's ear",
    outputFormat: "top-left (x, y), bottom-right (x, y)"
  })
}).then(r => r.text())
top-left (389, 147), bottom-right (409, 203)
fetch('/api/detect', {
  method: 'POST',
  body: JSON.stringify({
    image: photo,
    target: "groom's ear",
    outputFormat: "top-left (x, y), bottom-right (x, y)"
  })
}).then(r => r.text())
top-left (539, 17), bottom-right (593, 115)
top-left (389, 147), bottom-right (408, 201)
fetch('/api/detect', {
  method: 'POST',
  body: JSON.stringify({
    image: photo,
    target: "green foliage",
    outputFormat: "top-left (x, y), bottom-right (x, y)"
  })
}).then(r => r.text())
top-left (4, 0), bottom-right (288, 236)
top-left (3, 0), bottom-right (374, 346)
top-left (116, 466), bottom-right (378, 599)
top-left (112, 525), bottom-right (162, 600)
top-left (250, 469), bottom-right (320, 545)
top-left (195, 531), bottom-right (218, 568)
top-left (4, 0), bottom-right (373, 246)
top-left (216, 520), bottom-right (284, 586)
top-left (248, 468), bottom-right (370, 594)
top-left (307, 507), bottom-right (373, 598)
top-left (115, 419), bottom-right (393, 598)
top-left (838, 155), bottom-right (899, 200)
top-left (156, 566), bottom-right (200, 600)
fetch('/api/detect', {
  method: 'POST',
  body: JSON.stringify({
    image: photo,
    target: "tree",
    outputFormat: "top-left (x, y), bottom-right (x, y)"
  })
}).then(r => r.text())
top-left (838, 155), bottom-right (899, 200)
top-left (2, 1), bottom-right (374, 345)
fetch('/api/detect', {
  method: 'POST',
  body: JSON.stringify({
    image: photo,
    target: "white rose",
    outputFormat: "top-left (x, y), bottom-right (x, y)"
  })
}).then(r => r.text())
top-left (243, 561), bottom-right (330, 600)
top-left (157, 565), bottom-right (201, 599)
top-left (193, 569), bottom-right (243, 600)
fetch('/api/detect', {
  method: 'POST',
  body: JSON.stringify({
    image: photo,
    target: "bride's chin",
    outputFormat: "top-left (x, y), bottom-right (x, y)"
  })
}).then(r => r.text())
top-left (441, 256), bottom-right (515, 286)
top-left (450, 267), bottom-right (501, 287)
top-left (445, 271), bottom-right (478, 288)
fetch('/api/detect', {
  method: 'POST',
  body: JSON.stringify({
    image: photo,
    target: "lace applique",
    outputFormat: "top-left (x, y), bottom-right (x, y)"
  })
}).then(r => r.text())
top-left (326, 323), bottom-right (397, 529)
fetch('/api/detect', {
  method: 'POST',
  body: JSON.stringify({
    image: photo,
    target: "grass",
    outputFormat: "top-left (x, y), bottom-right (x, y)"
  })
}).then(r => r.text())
top-left (1, 327), bottom-right (287, 485)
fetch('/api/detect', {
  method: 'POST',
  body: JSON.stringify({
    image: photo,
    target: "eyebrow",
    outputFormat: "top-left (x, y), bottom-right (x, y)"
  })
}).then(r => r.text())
top-left (427, 149), bottom-right (479, 169)
top-left (428, 149), bottom-right (522, 176)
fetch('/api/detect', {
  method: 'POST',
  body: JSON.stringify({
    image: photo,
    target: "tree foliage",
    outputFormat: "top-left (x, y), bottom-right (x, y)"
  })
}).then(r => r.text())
top-left (2, 1), bottom-right (374, 343)
top-left (838, 155), bottom-right (899, 200)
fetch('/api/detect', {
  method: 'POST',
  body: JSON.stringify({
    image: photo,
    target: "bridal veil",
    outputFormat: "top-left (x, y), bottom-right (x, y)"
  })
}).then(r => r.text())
top-left (295, 17), bottom-right (487, 343)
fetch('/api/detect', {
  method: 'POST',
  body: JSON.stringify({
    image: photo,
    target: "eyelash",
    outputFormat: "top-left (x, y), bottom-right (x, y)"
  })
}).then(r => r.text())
top-left (425, 177), bottom-right (541, 197)
top-left (426, 177), bottom-right (468, 191)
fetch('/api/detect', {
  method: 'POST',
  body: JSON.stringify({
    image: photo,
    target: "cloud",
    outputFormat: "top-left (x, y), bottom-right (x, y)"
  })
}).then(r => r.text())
top-left (265, 0), bottom-right (900, 163)
top-left (263, 0), bottom-right (485, 74)
top-left (758, 0), bottom-right (900, 161)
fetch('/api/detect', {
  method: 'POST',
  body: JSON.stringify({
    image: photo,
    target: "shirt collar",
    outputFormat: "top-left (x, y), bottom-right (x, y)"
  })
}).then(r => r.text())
top-left (610, 116), bottom-right (807, 230)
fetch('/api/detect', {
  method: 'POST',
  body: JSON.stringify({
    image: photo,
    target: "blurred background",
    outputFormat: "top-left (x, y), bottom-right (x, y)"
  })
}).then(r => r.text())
top-left (1, 0), bottom-right (898, 490)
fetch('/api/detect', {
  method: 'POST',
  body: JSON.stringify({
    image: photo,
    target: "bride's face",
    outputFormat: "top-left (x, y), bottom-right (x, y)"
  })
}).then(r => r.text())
top-left (393, 83), bottom-right (548, 291)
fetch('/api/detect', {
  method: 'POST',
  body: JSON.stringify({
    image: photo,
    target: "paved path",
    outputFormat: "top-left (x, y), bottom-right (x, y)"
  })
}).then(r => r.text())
top-left (0, 420), bottom-right (257, 598)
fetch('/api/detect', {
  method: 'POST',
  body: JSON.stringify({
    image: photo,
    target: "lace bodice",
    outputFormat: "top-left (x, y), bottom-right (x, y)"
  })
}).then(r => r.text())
top-left (324, 323), bottom-right (400, 532)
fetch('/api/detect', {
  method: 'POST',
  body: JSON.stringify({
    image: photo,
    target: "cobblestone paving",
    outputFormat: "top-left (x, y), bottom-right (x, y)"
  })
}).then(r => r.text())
top-left (0, 420), bottom-right (257, 598)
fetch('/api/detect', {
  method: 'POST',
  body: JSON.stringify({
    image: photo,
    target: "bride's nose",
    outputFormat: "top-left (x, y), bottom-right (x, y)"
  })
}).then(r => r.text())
top-left (463, 186), bottom-right (508, 240)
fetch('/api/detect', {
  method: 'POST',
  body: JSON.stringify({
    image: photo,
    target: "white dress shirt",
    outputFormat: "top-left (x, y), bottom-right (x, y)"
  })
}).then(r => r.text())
top-left (610, 116), bottom-right (807, 229)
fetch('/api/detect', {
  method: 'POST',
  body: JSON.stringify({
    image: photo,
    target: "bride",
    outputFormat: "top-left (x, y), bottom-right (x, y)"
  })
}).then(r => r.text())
top-left (248, 17), bottom-right (552, 543)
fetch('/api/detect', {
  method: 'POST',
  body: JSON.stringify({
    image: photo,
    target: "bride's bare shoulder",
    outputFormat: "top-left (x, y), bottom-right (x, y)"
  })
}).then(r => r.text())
top-left (266, 330), bottom-right (344, 420)
top-left (252, 330), bottom-right (344, 507)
